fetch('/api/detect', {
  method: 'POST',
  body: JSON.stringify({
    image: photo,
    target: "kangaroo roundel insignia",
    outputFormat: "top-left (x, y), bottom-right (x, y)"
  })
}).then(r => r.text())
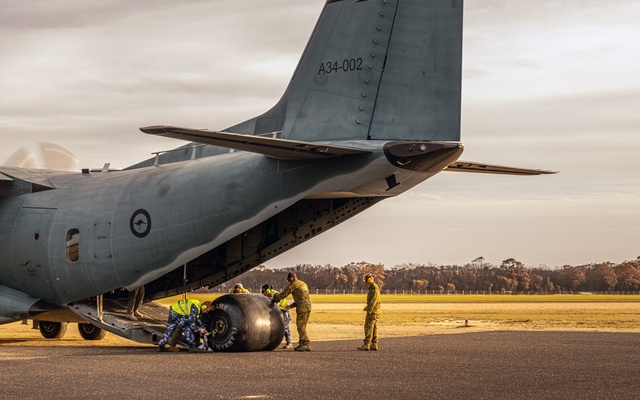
top-left (130, 209), bottom-right (152, 238)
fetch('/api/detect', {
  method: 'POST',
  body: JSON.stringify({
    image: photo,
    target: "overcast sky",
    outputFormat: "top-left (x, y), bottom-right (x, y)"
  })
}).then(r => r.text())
top-left (1, 0), bottom-right (639, 269)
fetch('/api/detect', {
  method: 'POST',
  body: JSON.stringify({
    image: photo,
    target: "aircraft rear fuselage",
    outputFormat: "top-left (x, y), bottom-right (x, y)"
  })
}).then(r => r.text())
top-left (0, 140), bottom-right (462, 304)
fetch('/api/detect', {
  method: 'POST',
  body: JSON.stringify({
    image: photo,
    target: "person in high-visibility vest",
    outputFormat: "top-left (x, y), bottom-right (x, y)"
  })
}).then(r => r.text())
top-left (230, 283), bottom-right (249, 293)
top-left (261, 283), bottom-right (293, 349)
top-left (157, 299), bottom-right (209, 352)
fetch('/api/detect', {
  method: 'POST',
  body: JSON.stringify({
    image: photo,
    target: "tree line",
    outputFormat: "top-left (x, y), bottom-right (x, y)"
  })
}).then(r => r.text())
top-left (216, 257), bottom-right (640, 294)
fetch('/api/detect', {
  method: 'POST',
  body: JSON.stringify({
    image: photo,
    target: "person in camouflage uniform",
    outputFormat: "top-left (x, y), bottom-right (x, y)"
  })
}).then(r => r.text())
top-left (272, 272), bottom-right (312, 351)
top-left (157, 299), bottom-right (208, 353)
top-left (358, 274), bottom-right (380, 351)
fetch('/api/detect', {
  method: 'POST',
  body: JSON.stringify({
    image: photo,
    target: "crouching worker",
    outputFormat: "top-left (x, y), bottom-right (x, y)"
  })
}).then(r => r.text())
top-left (261, 284), bottom-right (293, 349)
top-left (157, 299), bottom-right (209, 353)
top-left (196, 301), bottom-right (214, 351)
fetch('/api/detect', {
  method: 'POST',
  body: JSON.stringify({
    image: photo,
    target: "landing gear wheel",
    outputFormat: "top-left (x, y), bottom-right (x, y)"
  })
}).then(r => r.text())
top-left (78, 323), bottom-right (106, 340)
top-left (38, 321), bottom-right (68, 339)
top-left (207, 294), bottom-right (284, 352)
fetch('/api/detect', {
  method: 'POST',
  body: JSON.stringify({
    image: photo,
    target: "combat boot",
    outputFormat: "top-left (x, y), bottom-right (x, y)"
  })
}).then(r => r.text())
top-left (168, 344), bottom-right (179, 352)
top-left (370, 343), bottom-right (378, 351)
top-left (294, 344), bottom-right (311, 351)
top-left (157, 346), bottom-right (168, 352)
top-left (357, 344), bottom-right (370, 351)
top-left (283, 342), bottom-right (293, 349)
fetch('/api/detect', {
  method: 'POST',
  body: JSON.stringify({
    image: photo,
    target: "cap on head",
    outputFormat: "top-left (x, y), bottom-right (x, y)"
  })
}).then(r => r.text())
top-left (364, 274), bottom-right (373, 281)
top-left (235, 283), bottom-right (243, 289)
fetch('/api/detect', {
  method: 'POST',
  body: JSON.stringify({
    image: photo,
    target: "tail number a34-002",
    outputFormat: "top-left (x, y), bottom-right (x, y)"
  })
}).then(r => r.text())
top-left (318, 58), bottom-right (363, 74)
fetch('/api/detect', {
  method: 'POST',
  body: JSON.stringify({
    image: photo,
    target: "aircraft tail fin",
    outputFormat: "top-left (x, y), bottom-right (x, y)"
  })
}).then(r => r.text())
top-left (229, 0), bottom-right (464, 143)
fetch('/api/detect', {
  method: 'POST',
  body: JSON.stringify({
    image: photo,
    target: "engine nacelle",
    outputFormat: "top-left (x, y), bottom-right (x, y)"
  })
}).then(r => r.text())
top-left (207, 294), bottom-right (284, 352)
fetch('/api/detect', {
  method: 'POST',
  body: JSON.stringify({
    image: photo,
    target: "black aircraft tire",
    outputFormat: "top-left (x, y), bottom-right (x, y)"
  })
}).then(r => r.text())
top-left (77, 323), bottom-right (107, 340)
top-left (207, 294), bottom-right (284, 352)
top-left (38, 321), bottom-right (68, 339)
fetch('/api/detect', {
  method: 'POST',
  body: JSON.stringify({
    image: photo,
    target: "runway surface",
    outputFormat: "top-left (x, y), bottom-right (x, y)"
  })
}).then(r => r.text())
top-left (1, 331), bottom-right (638, 400)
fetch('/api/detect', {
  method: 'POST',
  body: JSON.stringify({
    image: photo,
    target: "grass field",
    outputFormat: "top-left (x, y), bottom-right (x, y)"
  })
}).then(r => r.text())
top-left (1, 294), bottom-right (638, 346)
top-left (163, 293), bottom-right (640, 333)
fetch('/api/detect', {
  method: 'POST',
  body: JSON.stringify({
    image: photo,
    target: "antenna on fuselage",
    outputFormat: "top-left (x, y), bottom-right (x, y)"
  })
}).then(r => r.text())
top-left (182, 264), bottom-right (188, 301)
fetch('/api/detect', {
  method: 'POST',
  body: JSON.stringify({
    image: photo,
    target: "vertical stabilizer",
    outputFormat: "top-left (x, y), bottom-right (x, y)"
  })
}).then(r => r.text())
top-left (231, 0), bottom-right (463, 143)
top-left (370, 0), bottom-right (463, 141)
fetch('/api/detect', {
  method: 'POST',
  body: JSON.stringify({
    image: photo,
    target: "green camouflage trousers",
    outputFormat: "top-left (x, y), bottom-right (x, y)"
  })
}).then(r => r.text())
top-left (296, 311), bottom-right (311, 345)
top-left (363, 313), bottom-right (380, 345)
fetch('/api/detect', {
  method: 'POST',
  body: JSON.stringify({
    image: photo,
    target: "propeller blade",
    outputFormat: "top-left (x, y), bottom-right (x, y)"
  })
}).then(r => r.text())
top-left (4, 147), bottom-right (39, 169)
top-left (39, 142), bottom-right (78, 171)
top-left (3, 142), bottom-right (78, 172)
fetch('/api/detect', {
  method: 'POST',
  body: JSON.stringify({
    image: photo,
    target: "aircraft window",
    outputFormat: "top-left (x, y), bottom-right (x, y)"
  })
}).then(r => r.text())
top-left (66, 229), bottom-right (80, 263)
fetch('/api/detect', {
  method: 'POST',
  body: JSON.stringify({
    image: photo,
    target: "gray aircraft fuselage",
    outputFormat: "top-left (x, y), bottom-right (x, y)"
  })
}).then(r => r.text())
top-left (0, 141), bottom-right (461, 306)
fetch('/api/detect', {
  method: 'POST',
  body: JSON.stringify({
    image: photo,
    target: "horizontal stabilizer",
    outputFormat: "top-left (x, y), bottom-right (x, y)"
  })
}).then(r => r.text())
top-left (446, 161), bottom-right (557, 176)
top-left (140, 125), bottom-right (371, 160)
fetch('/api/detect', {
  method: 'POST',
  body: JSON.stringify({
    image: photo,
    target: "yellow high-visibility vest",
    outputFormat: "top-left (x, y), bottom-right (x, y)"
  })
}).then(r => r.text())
top-left (269, 291), bottom-right (288, 310)
top-left (171, 299), bottom-right (201, 317)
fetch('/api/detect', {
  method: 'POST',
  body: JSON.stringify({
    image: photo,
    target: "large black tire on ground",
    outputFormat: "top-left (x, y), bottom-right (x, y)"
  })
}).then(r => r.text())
top-left (77, 323), bottom-right (107, 340)
top-left (207, 294), bottom-right (284, 352)
top-left (38, 321), bottom-right (68, 339)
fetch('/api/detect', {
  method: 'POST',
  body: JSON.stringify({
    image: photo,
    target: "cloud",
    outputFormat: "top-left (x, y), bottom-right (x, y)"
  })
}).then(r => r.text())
top-left (1, 1), bottom-right (637, 267)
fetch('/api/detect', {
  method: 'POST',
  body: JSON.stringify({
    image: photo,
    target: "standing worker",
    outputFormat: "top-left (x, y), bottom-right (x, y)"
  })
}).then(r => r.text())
top-left (358, 273), bottom-right (381, 351)
top-left (272, 272), bottom-right (311, 351)
top-left (261, 283), bottom-right (293, 349)
top-left (157, 298), bottom-right (207, 352)
top-left (126, 286), bottom-right (145, 321)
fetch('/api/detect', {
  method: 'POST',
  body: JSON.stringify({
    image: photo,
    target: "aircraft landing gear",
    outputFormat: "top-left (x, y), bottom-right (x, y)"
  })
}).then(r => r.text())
top-left (77, 323), bottom-right (106, 340)
top-left (38, 321), bottom-right (68, 339)
top-left (36, 321), bottom-right (105, 340)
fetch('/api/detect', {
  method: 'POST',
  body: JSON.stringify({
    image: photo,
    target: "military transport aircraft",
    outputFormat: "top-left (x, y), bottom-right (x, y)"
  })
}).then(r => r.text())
top-left (0, 0), bottom-right (553, 351)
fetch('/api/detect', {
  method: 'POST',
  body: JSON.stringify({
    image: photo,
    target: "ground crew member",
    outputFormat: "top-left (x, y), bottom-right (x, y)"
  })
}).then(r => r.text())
top-left (195, 301), bottom-right (214, 351)
top-left (157, 299), bottom-right (207, 352)
top-left (126, 286), bottom-right (145, 321)
top-left (261, 283), bottom-right (293, 349)
top-left (272, 272), bottom-right (311, 351)
top-left (230, 283), bottom-right (249, 293)
top-left (358, 274), bottom-right (380, 351)
top-left (167, 300), bottom-right (214, 352)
